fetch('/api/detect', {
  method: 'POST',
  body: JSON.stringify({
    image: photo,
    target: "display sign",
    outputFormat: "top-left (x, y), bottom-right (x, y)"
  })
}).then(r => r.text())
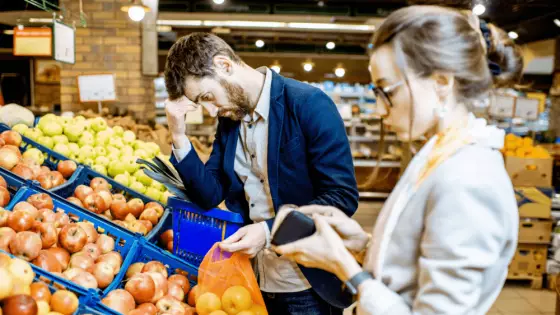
top-left (13, 27), bottom-right (52, 57)
top-left (77, 74), bottom-right (117, 103)
top-left (53, 21), bottom-right (75, 64)
top-left (515, 97), bottom-right (540, 120)
top-left (489, 94), bottom-right (515, 118)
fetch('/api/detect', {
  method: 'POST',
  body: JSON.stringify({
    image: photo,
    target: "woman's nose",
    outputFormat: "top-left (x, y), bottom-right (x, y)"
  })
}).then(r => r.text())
top-left (201, 103), bottom-right (218, 117)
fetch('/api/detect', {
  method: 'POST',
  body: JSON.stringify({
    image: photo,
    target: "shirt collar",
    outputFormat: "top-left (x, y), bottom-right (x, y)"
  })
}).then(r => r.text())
top-left (244, 67), bottom-right (272, 122)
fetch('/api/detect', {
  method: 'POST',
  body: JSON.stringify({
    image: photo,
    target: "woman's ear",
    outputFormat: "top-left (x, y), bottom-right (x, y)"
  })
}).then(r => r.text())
top-left (431, 72), bottom-right (455, 101)
top-left (213, 55), bottom-right (233, 76)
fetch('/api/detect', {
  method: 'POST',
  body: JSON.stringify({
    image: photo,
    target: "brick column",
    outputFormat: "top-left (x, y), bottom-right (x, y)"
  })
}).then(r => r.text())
top-left (59, 0), bottom-right (155, 120)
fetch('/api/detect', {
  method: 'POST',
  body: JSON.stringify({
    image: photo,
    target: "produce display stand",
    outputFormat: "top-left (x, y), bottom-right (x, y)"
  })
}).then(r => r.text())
top-left (5, 185), bottom-right (140, 297)
top-left (0, 123), bottom-right (83, 192)
top-left (53, 166), bottom-right (169, 240)
top-left (169, 196), bottom-right (244, 266)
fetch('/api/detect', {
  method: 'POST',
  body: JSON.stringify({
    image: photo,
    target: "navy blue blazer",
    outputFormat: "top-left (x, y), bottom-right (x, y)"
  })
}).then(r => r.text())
top-left (172, 71), bottom-right (359, 308)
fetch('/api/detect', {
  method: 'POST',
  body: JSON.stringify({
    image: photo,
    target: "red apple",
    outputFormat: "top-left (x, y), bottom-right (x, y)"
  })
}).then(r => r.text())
top-left (137, 303), bottom-right (158, 315)
top-left (83, 193), bottom-right (108, 214)
top-left (96, 190), bottom-right (113, 209)
top-left (76, 221), bottom-right (98, 243)
top-left (96, 234), bottom-right (115, 254)
top-left (1, 130), bottom-right (22, 146)
top-left (71, 271), bottom-right (98, 289)
top-left (47, 247), bottom-right (70, 270)
top-left (58, 224), bottom-right (87, 253)
top-left (32, 249), bottom-right (62, 273)
top-left (160, 230), bottom-right (173, 246)
top-left (54, 211), bottom-right (70, 228)
top-left (126, 273), bottom-right (156, 304)
top-left (129, 220), bottom-right (149, 235)
top-left (90, 177), bottom-right (110, 191)
top-left (11, 163), bottom-right (34, 180)
top-left (74, 185), bottom-right (93, 202)
top-left (69, 252), bottom-right (95, 273)
top-left (146, 271), bottom-right (168, 303)
top-left (30, 281), bottom-right (52, 302)
top-left (112, 194), bottom-right (126, 203)
top-left (3, 294), bottom-right (38, 315)
top-left (50, 290), bottom-right (79, 315)
top-left (93, 261), bottom-right (114, 289)
top-left (37, 209), bottom-right (56, 224)
top-left (145, 202), bottom-right (164, 218)
top-left (0, 187), bottom-right (9, 207)
top-left (35, 222), bottom-right (57, 249)
top-left (127, 198), bottom-right (145, 218)
top-left (82, 243), bottom-right (101, 260)
top-left (8, 211), bottom-right (34, 232)
top-left (63, 267), bottom-right (85, 281)
top-left (138, 220), bottom-right (153, 233)
top-left (102, 289), bottom-right (136, 315)
top-left (156, 295), bottom-right (185, 314)
top-left (0, 226), bottom-right (16, 252)
top-left (36, 173), bottom-right (54, 190)
top-left (126, 262), bottom-right (145, 279)
top-left (50, 171), bottom-right (64, 187)
top-left (167, 282), bottom-right (185, 302)
top-left (66, 197), bottom-right (83, 208)
top-left (13, 201), bottom-right (39, 219)
top-left (38, 166), bottom-right (50, 177)
top-left (166, 241), bottom-right (173, 252)
top-left (110, 200), bottom-right (130, 220)
top-left (96, 251), bottom-right (122, 275)
top-left (168, 274), bottom-right (190, 294)
top-left (140, 208), bottom-right (159, 226)
top-left (27, 193), bottom-right (54, 210)
top-left (0, 207), bottom-right (9, 227)
top-left (57, 160), bottom-right (77, 179)
top-left (10, 231), bottom-right (42, 261)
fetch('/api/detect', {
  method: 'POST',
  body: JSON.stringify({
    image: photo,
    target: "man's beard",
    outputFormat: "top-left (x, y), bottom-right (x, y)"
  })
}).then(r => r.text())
top-left (218, 79), bottom-right (252, 121)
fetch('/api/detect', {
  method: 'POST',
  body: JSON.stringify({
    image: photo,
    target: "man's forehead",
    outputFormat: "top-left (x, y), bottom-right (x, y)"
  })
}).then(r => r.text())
top-left (183, 77), bottom-right (202, 101)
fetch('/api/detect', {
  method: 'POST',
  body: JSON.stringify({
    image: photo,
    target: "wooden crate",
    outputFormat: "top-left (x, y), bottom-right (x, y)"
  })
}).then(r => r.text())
top-left (518, 219), bottom-right (553, 244)
top-left (507, 156), bottom-right (553, 187)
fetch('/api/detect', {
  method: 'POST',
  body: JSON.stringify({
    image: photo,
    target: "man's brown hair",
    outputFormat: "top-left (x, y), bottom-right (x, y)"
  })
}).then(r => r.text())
top-left (164, 32), bottom-right (242, 100)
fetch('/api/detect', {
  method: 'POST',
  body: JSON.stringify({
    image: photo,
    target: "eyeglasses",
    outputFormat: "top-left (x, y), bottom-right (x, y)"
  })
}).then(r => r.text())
top-left (372, 81), bottom-right (403, 109)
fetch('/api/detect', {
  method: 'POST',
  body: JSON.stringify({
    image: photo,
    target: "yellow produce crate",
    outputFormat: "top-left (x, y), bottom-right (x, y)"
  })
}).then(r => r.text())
top-left (516, 187), bottom-right (553, 219)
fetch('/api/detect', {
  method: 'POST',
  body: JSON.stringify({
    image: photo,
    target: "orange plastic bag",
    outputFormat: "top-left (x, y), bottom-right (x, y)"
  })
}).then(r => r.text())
top-left (197, 243), bottom-right (267, 315)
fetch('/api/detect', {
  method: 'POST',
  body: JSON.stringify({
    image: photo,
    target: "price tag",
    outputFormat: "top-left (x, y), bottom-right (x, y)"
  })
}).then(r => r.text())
top-left (489, 94), bottom-right (515, 118)
top-left (53, 21), bottom-right (75, 64)
top-left (515, 97), bottom-right (540, 120)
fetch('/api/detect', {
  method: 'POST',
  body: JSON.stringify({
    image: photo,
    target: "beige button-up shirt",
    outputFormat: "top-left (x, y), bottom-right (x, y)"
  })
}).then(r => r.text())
top-left (174, 67), bottom-right (310, 293)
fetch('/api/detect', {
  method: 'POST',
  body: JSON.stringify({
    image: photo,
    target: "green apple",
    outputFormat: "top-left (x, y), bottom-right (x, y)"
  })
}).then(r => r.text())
top-left (108, 161), bottom-right (126, 177)
top-left (68, 143), bottom-right (80, 153)
top-left (64, 124), bottom-right (85, 142)
top-left (79, 145), bottom-right (96, 159)
top-left (150, 180), bottom-right (165, 192)
top-left (109, 137), bottom-right (124, 149)
top-left (106, 146), bottom-right (120, 156)
top-left (22, 148), bottom-right (45, 165)
top-left (121, 146), bottom-right (134, 157)
top-left (74, 115), bottom-right (86, 123)
top-left (78, 132), bottom-right (95, 147)
top-left (134, 149), bottom-right (149, 159)
top-left (112, 126), bottom-right (124, 137)
top-left (145, 187), bottom-right (163, 201)
top-left (53, 143), bottom-right (70, 157)
top-left (160, 191), bottom-right (173, 204)
top-left (37, 136), bottom-right (54, 149)
top-left (122, 130), bottom-right (136, 144)
top-left (134, 169), bottom-right (153, 186)
top-left (91, 117), bottom-right (108, 132)
top-left (52, 135), bottom-right (69, 145)
top-left (23, 128), bottom-right (42, 142)
top-left (94, 146), bottom-right (107, 157)
top-left (95, 156), bottom-right (110, 167)
top-left (95, 130), bottom-right (112, 146)
top-left (145, 142), bottom-right (161, 157)
top-left (75, 154), bottom-right (85, 163)
top-left (122, 156), bottom-right (140, 174)
top-left (40, 121), bottom-right (63, 137)
top-left (107, 153), bottom-right (121, 162)
top-left (92, 165), bottom-right (107, 176)
top-left (130, 182), bottom-right (146, 194)
top-left (37, 114), bottom-right (57, 128)
top-left (104, 128), bottom-right (114, 136)
top-left (82, 158), bottom-right (94, 167)
top-left (58, 116), bottom-right (73, 129)
top-left (114, 173), bottom-right (130, 186)
top-left (12, 124), bottom-right (29, 135)
top-left (133, 140), bottom-right (146, 150)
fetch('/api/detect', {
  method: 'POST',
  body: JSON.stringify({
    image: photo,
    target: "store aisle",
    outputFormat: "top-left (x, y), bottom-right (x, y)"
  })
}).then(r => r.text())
top-left (488, 284), bottom-right (556, 314)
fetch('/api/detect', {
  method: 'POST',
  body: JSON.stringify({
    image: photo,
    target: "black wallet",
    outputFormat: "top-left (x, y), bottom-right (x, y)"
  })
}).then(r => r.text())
top-left (271, 211), bottom-right (316, 246)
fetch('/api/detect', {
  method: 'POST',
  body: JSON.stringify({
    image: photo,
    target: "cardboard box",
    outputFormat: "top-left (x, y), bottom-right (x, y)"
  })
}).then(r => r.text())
top-left (508, 243), bottom-right (548, 276)
top-left (516, 187), bottom-right (553, 219)
top-left (518, 219), bottom-right (553, 243)
top-left (506, 156), bottom-right (553, 187)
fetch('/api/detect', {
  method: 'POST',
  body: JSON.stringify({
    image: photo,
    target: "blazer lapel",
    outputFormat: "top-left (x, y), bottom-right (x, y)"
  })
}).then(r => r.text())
top-left (223, 120), bottom-right (241, 189)
top-left (267, 72), bottom-right (285, 211)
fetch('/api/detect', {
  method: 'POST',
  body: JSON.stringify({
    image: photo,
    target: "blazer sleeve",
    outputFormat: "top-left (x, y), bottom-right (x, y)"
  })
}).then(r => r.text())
top-left (354, 177), bottom-right (512, 315)
top-left (298, 90), bottom-right (359, 216)
top-left (171, 121), bottom-right (228, 209)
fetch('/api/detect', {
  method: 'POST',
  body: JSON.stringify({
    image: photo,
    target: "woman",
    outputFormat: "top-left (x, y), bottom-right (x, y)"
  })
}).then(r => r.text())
top-left (274, 5), bottom-right (522, 314)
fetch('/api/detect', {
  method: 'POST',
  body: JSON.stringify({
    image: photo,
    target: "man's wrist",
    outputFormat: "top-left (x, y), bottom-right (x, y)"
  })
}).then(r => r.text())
top-left (172, 133), bottom-right (189, 150)
top-left (336, 249), bottom-right (363, 282)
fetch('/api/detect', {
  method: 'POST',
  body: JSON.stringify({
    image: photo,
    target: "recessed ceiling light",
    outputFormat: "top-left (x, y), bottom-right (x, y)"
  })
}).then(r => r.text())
top-left (472, 4), bottom-right (486, 16)
top-left (255, 39), bottom-right (265, 48)
top-left (317, 1), bottom-right (324, 7)
top-left (554, 19), bottom-right (560, 27)
top-left (508, 31), bottom-right (519, 39)
top-left (326, 42), bottom-right (336, 50)
top-left (303, 60), bottom-right (314, 72)
top-left (335, 66), bottom-right (346, 78)
top-left (213, 0), bottom-right (225, 4)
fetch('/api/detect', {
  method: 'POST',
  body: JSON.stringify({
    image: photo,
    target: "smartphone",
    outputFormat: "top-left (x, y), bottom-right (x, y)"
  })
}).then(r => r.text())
top-left (271, 211), bottom-right (316, 246)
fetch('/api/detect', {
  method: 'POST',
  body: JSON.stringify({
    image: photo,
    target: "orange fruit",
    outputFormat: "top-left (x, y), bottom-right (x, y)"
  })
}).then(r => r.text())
top-left (249, 304), bottom-right (268, 315)
top-left (187, 285), bottom-right (200, 307)
top-left (221, 286), bottom-right (252, 314)
top-left (209, 311), bottom-right (228, 315)
top-left (237, 311), bottom-right (256, 315)
top-left (196, 292), bottom-right (222, 315)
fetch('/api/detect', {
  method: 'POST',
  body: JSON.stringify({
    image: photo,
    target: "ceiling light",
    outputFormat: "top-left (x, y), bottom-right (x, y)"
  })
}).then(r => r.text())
top-left (508, 31), bottom-right (519, 39)
top-left (16, 25), bottom-right (23, 30)
top-left (156, 25), bottom-right (172, 32)
top-left (288, 22), bottom-right (374, 32)
top-left (554, 19), bottom-right (560, 27)
top-left (203, 20), bottom-right (285, 28)
top-left (270, 60), bottom-right (281, 73)
top-left (335, 64), bottom-right (346, 78)
top-left (121, 1), bottom-right (151, 22)
top-left (317, 1), bottom-right (325, 7)
top-left (157, 20), bottom-right (375, 32)
top-left (3, 30), bottom-right (14, 35)
top-left (28, 18), bottom-right (53, 23)
top-left (472, 4), bottom-right (486, 16)
top-left (303, 60), bottom-right (314, 72)
top-left (157, 20), bottom-right (203, 26)
top-left (326, 42), bottom-right (336, 50)
top-left (255, 40), bottom-right (265, 48)
top-left (213, 0), bottom-right (225, 4)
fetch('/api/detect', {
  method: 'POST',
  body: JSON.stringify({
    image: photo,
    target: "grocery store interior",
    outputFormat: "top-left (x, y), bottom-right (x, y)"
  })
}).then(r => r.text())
top-left (0, 0), bottom-right (560, 314)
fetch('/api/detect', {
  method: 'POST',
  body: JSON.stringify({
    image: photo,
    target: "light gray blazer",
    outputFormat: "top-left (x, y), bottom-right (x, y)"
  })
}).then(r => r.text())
top-left (348, 119), bottom-right (519, 315)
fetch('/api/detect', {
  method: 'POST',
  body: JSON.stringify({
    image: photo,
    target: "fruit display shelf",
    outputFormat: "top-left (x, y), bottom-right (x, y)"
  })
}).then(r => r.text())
top-left (169, 197), bottom-right (244, 267)
top-left (0, 123), bottom-right (82, 192)
top-left (55, 166), bottom-right (170, 240)
top-left (5, 185), bottom-right (140, 298)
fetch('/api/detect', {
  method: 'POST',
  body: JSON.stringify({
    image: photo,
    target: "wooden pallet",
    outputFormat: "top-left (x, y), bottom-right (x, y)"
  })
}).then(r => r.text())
top-left (507, 273), bottom-right (544, 289)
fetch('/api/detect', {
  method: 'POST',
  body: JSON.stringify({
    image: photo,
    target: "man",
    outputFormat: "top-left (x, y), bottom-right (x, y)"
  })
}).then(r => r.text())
top-left (165, 33), bottom-right (358, 315)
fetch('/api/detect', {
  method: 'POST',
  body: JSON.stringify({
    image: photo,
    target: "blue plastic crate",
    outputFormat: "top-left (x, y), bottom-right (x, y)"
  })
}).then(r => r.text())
top-left (145, 208), bottom-right (172, 245)
top-left (5, 186), bottom-right (139, 297)
top-left (51, 166), bottom-right (169, 238)
top-left (0, 123), bottom-right (82, 192)
top-left (169, 197), bottom-right (244, 266)
top-left (105, 239), bottom-right (199, 296)
top-left (0, 167), bottom-right (27, 203)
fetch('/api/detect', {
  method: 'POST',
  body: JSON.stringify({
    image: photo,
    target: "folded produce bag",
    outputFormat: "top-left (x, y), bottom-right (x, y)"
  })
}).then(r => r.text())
top-left (196, 243), bottom-right (267, 315)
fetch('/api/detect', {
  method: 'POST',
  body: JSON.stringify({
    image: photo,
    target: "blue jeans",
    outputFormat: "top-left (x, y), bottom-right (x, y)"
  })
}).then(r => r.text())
top-left (262, 289), bottom-right (343, 315)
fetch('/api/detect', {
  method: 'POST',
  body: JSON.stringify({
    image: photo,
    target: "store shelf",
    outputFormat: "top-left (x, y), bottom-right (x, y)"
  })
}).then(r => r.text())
top-left (353, 159), bottom-right (400, 168)
top-left (359, 191), bottom-right (390, 198)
